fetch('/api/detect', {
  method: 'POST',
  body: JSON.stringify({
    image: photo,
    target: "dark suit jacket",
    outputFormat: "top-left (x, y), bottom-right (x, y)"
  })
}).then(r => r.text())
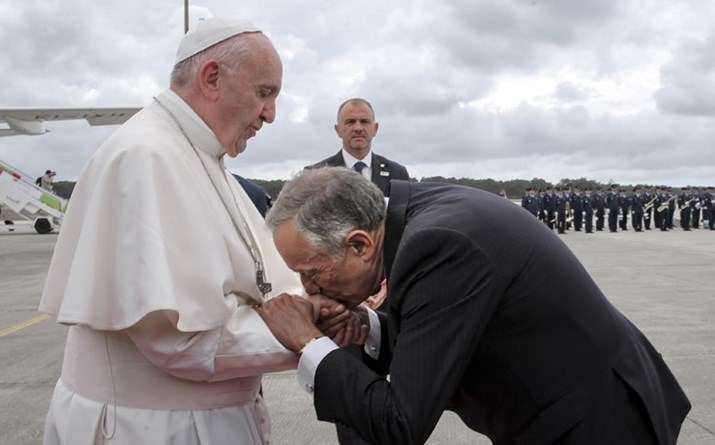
top-left (313, 181), bottom-right (690, 445)
top-left (305, 150), bottom-right (410, 196)
top-left (232, 174), bottom-right (269, 218)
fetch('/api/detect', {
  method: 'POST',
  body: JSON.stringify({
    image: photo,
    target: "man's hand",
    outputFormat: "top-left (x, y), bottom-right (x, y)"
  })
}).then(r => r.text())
top-left (255, 293), bottom-right (323, 353)
top-left (330, 307), bottom-right (369, 347)
top-left (314, 297), bottom-right (369, 348)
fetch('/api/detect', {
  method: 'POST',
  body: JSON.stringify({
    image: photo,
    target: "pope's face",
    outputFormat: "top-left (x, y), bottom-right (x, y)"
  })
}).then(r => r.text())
top-left (215, 34), bottom-right (283, 158)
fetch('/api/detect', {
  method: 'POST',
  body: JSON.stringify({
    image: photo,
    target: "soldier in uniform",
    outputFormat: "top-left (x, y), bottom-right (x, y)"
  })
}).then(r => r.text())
top-left (555, 187), bottom-right (567, 234)
top-left (618, 189), bottom-right (630, 231)
top-left (582, 187), bottom-right (594, 233)
top-left (704, 187), bottom-right (715, 230)
top-left (521, 187), bottom-right (540, 217)
top-left (543, 185), bottom-right (556, 231)
top-left (631, 186), bottom-right (644, 232)
top-left (606, 185), bottom-right (619, 233)
top-left (571, 185), bottom-right (584, 232)
top-left (654, 187), bottom-right (668, 231)
top-left (537, 189), bottom-right (546, 223)
top-left (691, 187), bottom-right (702, 229)
top-left (562, 185), bottom-right (573, 231)
top-left (593, 187), bottom-right (605, 231)
top-left (667, 187), bottom-right (676, 230)
top-left (677, 186), bottom-right (692, 231)
top-left (643, 187), bottom-right (655, 230)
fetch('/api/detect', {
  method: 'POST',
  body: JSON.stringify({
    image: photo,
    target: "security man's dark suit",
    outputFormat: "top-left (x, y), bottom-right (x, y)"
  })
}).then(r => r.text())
top-left (313, 181), bottom-right (690, 445)
top-left (305, 150), bottom-right (410, 196)
top-left (232, 174), bottom-right (269, 218)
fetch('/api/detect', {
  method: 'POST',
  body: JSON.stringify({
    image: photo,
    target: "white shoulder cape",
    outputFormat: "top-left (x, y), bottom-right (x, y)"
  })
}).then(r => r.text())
top-left (39, 90), bottom-right (302, 332)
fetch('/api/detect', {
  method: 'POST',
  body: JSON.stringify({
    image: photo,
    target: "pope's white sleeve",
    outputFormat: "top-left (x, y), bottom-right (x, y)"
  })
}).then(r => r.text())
top-left (125, 307), bottom-right (297, 382)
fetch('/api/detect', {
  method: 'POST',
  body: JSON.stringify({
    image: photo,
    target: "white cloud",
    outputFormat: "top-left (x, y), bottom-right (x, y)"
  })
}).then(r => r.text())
top-left (2, 0), bottom-right (715, 188)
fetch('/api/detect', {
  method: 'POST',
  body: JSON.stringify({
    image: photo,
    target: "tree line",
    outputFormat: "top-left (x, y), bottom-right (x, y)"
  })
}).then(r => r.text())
top-left (257, 176), bottom-right (657, 201)
top-left (52, 176), bottom-right (682, 203)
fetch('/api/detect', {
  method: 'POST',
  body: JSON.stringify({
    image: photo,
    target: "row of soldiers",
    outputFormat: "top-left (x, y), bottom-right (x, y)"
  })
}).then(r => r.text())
top-left (519, 185), bottom-right (715, 234)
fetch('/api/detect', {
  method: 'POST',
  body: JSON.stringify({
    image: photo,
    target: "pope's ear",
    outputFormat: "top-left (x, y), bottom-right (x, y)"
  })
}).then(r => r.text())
top-left (198, 60), bottom-right (221, 100)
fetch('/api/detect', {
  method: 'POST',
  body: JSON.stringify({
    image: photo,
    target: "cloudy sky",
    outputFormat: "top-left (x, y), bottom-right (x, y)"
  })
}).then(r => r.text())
top-left (2, 0), bottom-right (715, 187)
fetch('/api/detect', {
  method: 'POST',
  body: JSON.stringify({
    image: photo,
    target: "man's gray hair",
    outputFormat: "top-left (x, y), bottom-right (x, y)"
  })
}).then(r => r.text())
top-left (170, 34), bottom-right (254, 87)
top-left (267, 167), bottom-right (386, 256)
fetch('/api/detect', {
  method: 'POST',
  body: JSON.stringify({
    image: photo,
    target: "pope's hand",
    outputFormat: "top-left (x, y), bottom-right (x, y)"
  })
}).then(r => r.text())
top-left (255, 293), bottom-right (323, 353)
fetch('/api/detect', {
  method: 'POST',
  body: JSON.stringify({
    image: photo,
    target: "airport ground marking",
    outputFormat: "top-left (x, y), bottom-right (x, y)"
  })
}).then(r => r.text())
top-left (0, 313), bottom-right (50, 337)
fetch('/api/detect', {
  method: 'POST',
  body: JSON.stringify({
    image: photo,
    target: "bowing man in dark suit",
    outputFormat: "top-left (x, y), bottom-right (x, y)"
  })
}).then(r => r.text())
top-left (256, 167), bottom-right (690, 445)
top-left (305, 97), bottom-right (410, 445)
top-left (304, 97), bottom-right (409, 196)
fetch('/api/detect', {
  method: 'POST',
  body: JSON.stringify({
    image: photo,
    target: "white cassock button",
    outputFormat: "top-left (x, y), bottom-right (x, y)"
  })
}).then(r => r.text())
top-left (305, 383), bottom-right (314, 394)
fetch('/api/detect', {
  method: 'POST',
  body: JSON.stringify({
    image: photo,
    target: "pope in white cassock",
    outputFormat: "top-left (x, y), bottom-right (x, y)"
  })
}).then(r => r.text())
top-left (39, 18), bottom-right (304, 444)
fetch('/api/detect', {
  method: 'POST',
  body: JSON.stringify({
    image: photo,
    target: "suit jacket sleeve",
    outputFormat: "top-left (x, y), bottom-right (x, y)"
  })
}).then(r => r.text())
top-left (313, 228), bottom-right (500, 445)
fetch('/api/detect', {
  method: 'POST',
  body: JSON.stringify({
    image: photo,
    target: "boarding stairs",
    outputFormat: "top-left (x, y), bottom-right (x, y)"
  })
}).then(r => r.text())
top-left (0, 160), bottom-right (67, 233)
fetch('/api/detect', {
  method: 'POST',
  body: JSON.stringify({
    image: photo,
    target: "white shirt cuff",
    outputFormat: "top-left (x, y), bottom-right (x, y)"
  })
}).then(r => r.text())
top-left (363, 308), bottom-right (381, 359)
top-left (297, 337), bottom-right (338, 394)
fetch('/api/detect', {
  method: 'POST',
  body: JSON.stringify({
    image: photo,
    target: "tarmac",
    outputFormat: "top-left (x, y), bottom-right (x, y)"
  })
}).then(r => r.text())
top-left (0, 225), bottom-right (713, 444)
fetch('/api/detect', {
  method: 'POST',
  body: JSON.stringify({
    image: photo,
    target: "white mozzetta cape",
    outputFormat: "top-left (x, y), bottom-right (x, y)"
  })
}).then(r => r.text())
top-left (39, 89), bottom-right (304, 380)
top-left (40, 90), bottom-right (301, 330)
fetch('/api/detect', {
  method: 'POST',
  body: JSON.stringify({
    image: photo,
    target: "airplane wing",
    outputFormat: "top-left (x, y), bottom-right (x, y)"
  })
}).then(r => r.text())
top-left (0, 107), bottom-right (142, 137)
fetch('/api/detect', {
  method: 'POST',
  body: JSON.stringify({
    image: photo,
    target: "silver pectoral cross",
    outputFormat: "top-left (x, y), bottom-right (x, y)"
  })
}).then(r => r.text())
top-left (256, 269), bottom-right (272, 297)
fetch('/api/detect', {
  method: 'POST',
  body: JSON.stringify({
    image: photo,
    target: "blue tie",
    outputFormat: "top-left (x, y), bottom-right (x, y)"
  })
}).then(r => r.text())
top-left (353, 161), bottom-right (367, 173)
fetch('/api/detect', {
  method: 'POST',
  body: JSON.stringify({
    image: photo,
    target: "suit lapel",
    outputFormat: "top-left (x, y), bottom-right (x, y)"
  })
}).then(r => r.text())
top-left (371, 155), bottom-right (391, 194)
top-left (327, 150), bottom-right (346, 167)
top-left (384, 180), bottom-right (409, 279)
